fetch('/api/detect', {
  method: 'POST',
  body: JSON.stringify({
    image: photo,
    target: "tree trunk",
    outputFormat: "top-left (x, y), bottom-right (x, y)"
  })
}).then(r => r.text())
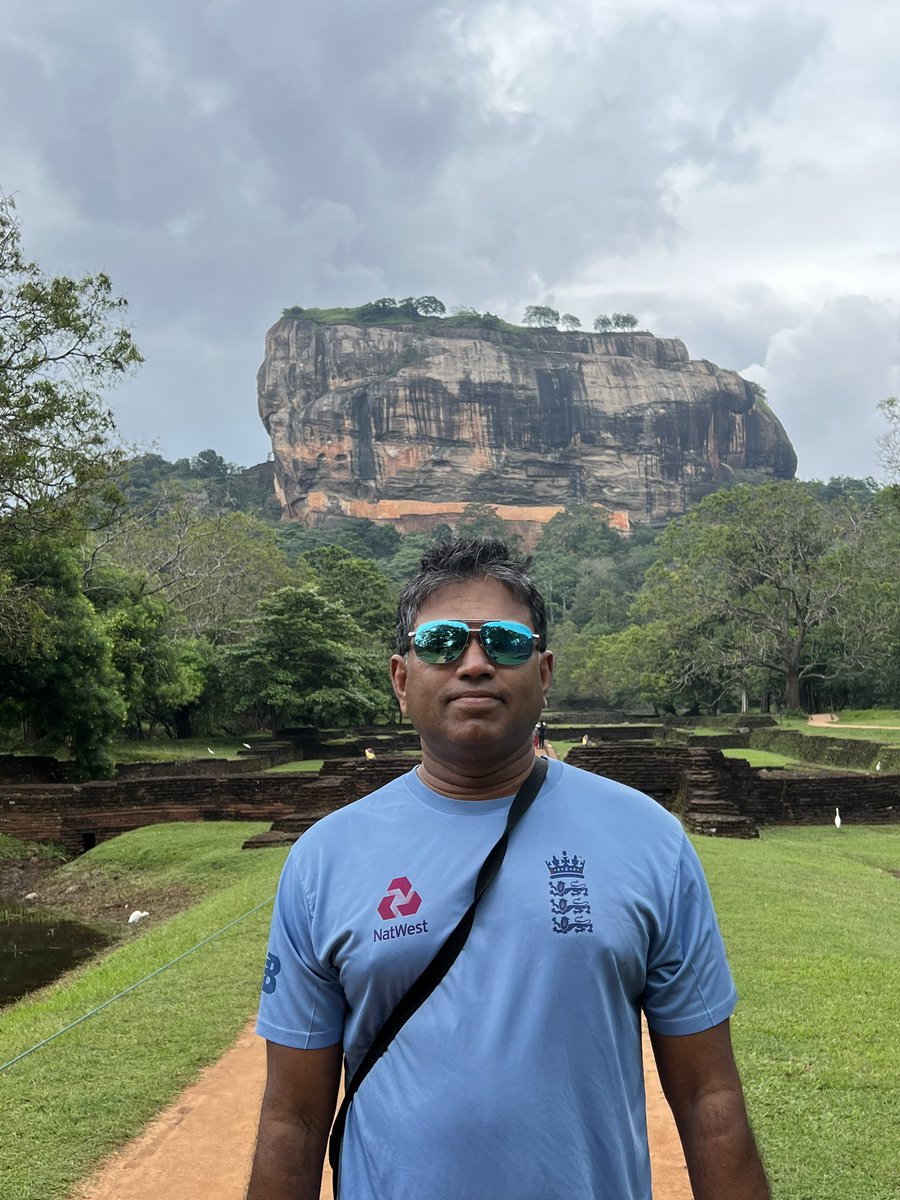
top-left (785, 671), bottom-right (802, 710)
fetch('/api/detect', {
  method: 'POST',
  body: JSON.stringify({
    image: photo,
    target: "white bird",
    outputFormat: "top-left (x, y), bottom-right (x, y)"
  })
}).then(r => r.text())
top-left (875, 762), bottom-right (881, 771)
top-left (207, 747), bottom-right (215, 755)
top-left (834, 808), bottom-right (842, 830)
top-left (242, 742), bottom-right (251, 750)
top-left (128, 910), bottom-right (149, 924)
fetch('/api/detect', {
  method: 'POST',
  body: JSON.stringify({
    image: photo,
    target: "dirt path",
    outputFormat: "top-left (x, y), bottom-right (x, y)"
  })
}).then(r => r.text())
top-left (71, 1019), bottom-right (690, 1200)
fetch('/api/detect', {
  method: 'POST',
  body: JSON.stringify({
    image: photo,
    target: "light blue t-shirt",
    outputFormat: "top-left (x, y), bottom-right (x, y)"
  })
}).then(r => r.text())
top-left (257, 759), bottom-right (737, 1199)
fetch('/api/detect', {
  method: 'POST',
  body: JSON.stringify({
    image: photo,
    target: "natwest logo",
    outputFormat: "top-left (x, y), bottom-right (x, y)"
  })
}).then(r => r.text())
top-left (378, 877), bottom-right (422, 921)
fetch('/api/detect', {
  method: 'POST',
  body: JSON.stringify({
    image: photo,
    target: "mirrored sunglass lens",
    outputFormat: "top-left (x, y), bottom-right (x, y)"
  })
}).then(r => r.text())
top-left (480, 621), bottom-right (535, 664)
top-left (413, 621), bottom-right (469, 662)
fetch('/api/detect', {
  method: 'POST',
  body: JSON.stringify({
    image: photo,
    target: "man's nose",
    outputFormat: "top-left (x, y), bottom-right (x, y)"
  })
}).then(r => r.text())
top-left (455, 634), bottom-right (496, 675)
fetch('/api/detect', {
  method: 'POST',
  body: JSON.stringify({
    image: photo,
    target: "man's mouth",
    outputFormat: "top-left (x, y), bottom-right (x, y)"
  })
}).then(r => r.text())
top-left (448, 692), bottom-right (502, 706)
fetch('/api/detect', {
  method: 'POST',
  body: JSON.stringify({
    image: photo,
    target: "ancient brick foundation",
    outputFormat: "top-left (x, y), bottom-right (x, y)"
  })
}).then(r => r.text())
top-left (0, 757), bottom-right (416, 854)
top-left (566, 744), bottom-right (899, 837)
top-left (2, 744), bottom-right (897, 852)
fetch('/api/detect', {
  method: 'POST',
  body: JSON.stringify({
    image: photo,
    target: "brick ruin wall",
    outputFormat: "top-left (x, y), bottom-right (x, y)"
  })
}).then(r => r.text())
top-left (1, 745), bottom-right (897, 852)
top-left (566, 745), bottom-right (899, 827)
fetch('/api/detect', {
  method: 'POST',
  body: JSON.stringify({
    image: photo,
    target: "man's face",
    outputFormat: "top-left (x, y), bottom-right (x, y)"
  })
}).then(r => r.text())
top-left (390, 576), bottom-right (553, 761)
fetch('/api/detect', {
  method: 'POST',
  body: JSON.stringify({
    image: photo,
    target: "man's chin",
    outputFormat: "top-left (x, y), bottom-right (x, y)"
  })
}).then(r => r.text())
top-left (424, 723), bottom-right (534, 757)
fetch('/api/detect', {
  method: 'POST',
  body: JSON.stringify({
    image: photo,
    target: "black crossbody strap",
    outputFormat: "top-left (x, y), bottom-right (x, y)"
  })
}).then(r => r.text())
top-left (328, 755), bottom-right (548, 1192)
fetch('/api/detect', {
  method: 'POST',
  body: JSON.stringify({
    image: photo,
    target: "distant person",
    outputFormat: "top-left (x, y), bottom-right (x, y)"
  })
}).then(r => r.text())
top-left (247, 537), bottom-right (770, 1200)
top-left (536, 717), bottom-right (547, 749)
top-left (582, 732), bottom-right (590, 746)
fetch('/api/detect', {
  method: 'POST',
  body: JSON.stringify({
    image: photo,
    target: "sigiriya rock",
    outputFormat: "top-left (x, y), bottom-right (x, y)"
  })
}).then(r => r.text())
top-left (257, 314), bottom-right (797, 543)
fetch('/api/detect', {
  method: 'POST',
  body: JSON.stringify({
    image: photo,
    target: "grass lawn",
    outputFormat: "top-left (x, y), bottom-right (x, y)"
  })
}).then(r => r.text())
top-left (110, 737), bottom-right (253, 763)
top-left (721, 747), bottom-right (804, 768)
top-left (0, 834), bottom-right (66, 863)
top-left (265, 758), bottom-right (324, 773)
top-left (1, 823), bottom-right (898, 1199)
top-left (720, 747), bottom-right (856, 771)
top-left (777, 710), bottom-right (900, 746)
top-left (694, 826), bottom-right (900, 1200)
top-left (0, 823), bottom-right (288, 1200)
top-left (825, 707), bottom-right (900, 725)
top-left (0, 736), bottom-right (268, 765)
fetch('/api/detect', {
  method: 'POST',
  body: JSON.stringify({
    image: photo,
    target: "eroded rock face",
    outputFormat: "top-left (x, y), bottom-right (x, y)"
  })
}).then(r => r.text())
top-left (258, 319), bottom-right (796, 539)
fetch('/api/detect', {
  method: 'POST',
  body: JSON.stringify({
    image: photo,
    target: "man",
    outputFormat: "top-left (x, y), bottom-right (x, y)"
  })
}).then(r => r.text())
top-left (247, 537), bottom-right (770, 1200)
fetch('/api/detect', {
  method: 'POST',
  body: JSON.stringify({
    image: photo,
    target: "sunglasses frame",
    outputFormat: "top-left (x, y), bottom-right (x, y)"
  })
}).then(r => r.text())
top-left (408, 619), bottom-right (540, 666)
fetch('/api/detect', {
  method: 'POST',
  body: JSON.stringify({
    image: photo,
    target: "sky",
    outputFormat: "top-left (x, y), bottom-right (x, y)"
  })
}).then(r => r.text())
top-left (2, 0), bottom-right (899, 483)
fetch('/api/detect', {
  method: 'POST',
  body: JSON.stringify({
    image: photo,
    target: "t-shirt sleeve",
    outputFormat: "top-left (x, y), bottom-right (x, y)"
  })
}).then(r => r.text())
top-left (641, 833), bottom-right (738, 1036)
top-left (255, 845), bottom-right (346, 1049)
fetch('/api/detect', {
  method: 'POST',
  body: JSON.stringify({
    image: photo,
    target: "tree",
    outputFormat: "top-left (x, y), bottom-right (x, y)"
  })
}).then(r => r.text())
top-left (633, 482), bottom-right (877, 710)
top-left (413, 296), bottom-right (446, 316)
top-left (610, 312), bottom-right (639, 331)
top-left (456, 503), bottom-right (520, 547)
top-left (522, 305), bottom-right (560, 328)
top-left (87, 502), bottom-right (299, 641)
top-left (571, 622), bottom-right (678, 712)
top-left (0, 533), bottom-right (125, 776)
top-left (532, 506), bottom-right (628, 627)
top-left (0, 193), bottom-right (141, 524)
top-left (560, 313), bottom-right (581, 330)
top-left (877, 396), bottom-right (900, 481)
top-left (592, 315), bottom-right (613, 332)
top-left (221, 587), bottom-right (381, 734)
top-left (91, 567), bottom-right (205, 738)
top-left (300, 545), bottom-right (396, 644)
top-left (805, 476), bottom-right (881, 507)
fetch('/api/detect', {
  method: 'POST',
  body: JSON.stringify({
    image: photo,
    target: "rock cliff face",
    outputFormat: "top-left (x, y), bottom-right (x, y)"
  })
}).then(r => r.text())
top-left (258, 319), bottom-right (796, 541)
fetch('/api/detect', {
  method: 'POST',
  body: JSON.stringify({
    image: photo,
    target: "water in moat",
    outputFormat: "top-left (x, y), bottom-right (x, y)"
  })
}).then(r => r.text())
top-left (0, 903), bottom-right (113, 1006)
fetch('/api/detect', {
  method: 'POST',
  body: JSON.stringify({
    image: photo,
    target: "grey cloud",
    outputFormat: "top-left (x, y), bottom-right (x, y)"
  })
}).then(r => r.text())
top-left (0, 0), bottom-right (874, 468)
top-left (744, 295), bottom-right (900, 481)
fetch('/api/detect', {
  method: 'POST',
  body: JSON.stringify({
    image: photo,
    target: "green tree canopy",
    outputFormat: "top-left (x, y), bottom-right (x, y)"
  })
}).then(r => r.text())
top-left (299, 545), bottom-right (396, 643)
top-left (221, 586), bottom-right (384, 734)
top-left (633, 481), bottom-right (877, 710)
top-left (0, 193), bottom-right (141, 525)
top-left (87, 503), bottom-right (299, 641)
top-left (0, 534), bottom-right (124, 776)
top-left (522, 305), bottom-right (560, 328)
top-left (878, 397), bottom-right (900, 482)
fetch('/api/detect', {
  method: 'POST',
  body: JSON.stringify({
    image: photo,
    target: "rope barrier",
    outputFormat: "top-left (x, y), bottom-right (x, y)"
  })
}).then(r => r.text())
top-left (0, 894), bottom-right (275, 1074)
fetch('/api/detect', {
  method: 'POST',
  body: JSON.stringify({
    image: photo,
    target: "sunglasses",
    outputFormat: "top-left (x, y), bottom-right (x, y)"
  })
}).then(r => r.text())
top-left (409, 619), bottom-right (540, 666)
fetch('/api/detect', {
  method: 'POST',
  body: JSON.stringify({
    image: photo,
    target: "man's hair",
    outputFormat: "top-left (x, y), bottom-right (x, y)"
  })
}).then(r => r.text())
top-left (395, 536), bottom-right (548, 654)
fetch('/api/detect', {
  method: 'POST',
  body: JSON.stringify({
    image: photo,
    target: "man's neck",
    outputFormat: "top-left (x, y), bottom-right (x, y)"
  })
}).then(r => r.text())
top-left (416, 740), bottom-right (539, 800)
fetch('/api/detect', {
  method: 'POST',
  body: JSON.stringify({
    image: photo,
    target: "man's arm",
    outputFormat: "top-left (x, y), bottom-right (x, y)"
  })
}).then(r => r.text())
top-left (649, 1019), bottom-right (770, 1200)
top-left (246, 1040), bottom-right (343, 1200)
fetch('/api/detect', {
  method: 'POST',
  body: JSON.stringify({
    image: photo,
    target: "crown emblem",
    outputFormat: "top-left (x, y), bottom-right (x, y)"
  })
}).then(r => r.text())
top-left (545, 851), bottom-right (585, 877)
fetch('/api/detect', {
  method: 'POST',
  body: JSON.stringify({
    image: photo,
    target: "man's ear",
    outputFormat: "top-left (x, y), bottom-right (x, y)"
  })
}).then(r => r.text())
top-left (539, 651), bottom-right (554, 705)
top-left (390, 654), bottom-right (409, 715)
